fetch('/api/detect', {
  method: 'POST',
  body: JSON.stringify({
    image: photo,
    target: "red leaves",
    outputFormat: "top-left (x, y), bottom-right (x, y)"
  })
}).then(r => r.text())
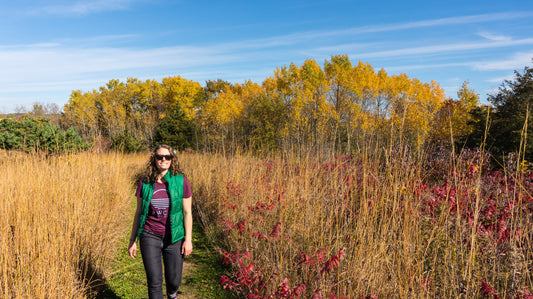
top-left (275, 278), bottom-right (291, 297)
top-left (220, 249), bottom-right (251, 265)
top-left (249, 222), bottom-right (285, 241)
top-left (314, 248), bottom-right (328, 263)
top-left (223, 219), bottom-right (234, 230)
top-left (221, 196), bottom-right (236, 210)
top-left (297, 251), bottom-right (317, 267)
top-left (250, 232), bottom-right (267, 240)
top-left (420, 277), bottom-right (433, 292)
top-left (214, 152), bottom-right (533, 299)
top-left (274, 278), bottom-right (308, 298)
top-left (219, 249), bottom-right (263, 296)
top-left (222, 218), bottom-right (247, 235)
top-left (269, 222), bottom-right (283, 239)
top-left (220, 275), bottom-right (236, 291)
top-left (292, 283), bottom-right (307, 297)
top-left (520, 287), bottom-right (533, 299)
top-left (248, 200), bottom-right (275, 214)
top-left (236, 219), bottom-right (247, 234)
top-left (414, 183), bottom-right (427, 196)
top-left (480, 280), bottom-right (499, 299)
top-left (418, 163), bottom-right (529, 248)
top-left (320, 249), bottom-right (346, 276)
top-left (226, 181), bottom-right (243, 197)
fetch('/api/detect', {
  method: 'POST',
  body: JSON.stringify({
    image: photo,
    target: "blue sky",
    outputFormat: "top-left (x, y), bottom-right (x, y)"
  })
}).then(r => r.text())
top-left (1, 0), bottom-right (532, 113)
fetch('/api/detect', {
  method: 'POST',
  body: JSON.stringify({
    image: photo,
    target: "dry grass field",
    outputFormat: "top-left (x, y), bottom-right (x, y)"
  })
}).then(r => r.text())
top-left (181, 148), bottom-right (533, 298)
top-left (1, 147), bottom-right (532, 298)
top-left (0, 150), bottom-right (144, 298)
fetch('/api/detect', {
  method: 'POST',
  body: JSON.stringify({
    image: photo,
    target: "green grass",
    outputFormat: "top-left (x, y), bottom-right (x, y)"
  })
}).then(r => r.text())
top-left (95, 222), bottom-right (235, 299)
top-left (179, 223), bottom-right (236, 299)
top-left (95, 236), bottom-right (148, 299)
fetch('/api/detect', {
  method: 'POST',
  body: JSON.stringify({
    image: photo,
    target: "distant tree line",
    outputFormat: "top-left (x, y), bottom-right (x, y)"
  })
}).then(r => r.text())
top-left (1, 55), bottom-right (531, 163)
top-left (59, 55), bottom-right (459, 154)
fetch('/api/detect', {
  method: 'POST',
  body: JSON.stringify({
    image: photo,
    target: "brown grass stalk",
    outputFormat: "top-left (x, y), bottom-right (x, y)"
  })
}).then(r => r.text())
top-left (0, 150), bottom-right (142, 298)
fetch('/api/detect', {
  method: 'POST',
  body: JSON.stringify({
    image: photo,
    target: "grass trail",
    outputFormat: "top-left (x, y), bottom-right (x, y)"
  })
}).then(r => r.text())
top-left (98, 219), bottom-right (233, 298)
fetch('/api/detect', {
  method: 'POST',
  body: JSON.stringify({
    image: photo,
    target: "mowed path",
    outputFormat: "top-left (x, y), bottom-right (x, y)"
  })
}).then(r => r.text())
top-left (99, 221), bottom-right (227, 298)
top-left (177, 259), bottom-right (197, 298)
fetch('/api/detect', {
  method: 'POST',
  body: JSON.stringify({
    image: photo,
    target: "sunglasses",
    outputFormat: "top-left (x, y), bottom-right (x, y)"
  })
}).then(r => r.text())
top-left (155, 154), bottom-right (173, 161)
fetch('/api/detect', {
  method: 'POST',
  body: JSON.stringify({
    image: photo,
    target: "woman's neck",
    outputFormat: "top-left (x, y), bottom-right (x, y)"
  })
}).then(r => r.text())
top-left (156, 169), bottom-right (168, 182)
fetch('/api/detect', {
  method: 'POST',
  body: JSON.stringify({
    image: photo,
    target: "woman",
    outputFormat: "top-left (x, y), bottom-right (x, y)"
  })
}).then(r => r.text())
top-left (128, 144), bottom-right (193, 299)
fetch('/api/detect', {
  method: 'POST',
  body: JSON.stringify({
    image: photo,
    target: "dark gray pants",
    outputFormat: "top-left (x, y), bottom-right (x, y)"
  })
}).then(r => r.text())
top-left (139, 230), bottom-right (184, 299)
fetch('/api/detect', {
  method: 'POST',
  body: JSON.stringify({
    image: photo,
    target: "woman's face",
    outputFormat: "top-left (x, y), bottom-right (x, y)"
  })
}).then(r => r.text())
top-left (155, 148), bottom-right (173, 172)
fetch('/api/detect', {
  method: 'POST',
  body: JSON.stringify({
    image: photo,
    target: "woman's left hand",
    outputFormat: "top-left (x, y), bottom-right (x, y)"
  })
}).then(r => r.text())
top-left (182, 240), bottom-right (193, 257)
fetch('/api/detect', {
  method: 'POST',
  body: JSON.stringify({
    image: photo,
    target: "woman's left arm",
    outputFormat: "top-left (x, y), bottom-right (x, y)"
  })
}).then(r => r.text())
top-left (181, 196), bottom-right (193, 257)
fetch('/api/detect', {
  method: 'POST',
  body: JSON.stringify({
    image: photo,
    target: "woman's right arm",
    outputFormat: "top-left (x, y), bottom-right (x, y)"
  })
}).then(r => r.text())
top-left (128, 195), bottom-right (143, 259)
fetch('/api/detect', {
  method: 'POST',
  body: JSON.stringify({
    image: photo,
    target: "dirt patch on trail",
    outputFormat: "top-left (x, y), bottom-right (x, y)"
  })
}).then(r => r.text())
top-left (177, 259), bottom-right (197, 298)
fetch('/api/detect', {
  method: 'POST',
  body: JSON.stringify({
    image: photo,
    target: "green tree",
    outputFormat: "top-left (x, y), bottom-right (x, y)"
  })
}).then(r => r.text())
top-left (488, 63), bottom-right (533, 161)
top-left (462, 104), bottom-right (493, 153)
top-left (0, 117), bottom-right (89, 153)
top-left (154, 104), bottom-right (197, 151)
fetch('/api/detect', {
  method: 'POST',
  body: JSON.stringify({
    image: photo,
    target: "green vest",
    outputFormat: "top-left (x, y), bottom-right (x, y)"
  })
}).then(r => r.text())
top-left (137, 171), bottom-right (184, 243)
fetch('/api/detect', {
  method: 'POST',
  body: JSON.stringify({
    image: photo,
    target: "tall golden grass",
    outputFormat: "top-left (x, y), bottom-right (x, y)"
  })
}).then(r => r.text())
top-left (0, 150), bottom-right (144, 298)
top-left (180, 146), bottom-right (533, 298)
top-left (2, 145), bottom-right (531, 298)
top-left (181, 149), bottom-right (430, 297)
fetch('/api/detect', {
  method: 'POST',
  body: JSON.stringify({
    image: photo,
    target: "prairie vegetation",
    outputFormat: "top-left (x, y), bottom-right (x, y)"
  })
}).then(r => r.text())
top-left (182, 146), bottom-right (533, 298)
top-left (1, 145), bottom-right (532, 298)
top-left (0, 150), bottom-right (144, 298)
top-left (1, 58), bottom-right (532, 298)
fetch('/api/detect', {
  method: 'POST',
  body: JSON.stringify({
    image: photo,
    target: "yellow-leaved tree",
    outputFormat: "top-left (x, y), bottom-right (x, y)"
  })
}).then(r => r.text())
top-left (429, 81), bottom-right (480, 147)
top-left (199, 85), bottom-right (244, 153)
top-left (162, 76), bottom-right (205, 121)
top-left (387, 74), bottom-right (446, 150)
top-left (62, 89), bottom-right (100, 140)
top-left (267, 59), bottom-right (336, 153)
top-left (61, 55), bottom-right (451, 153)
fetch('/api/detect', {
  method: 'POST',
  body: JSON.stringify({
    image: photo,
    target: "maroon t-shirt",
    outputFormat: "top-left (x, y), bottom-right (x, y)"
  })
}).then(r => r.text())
top-left (136, 176), bottom-right (192, 236)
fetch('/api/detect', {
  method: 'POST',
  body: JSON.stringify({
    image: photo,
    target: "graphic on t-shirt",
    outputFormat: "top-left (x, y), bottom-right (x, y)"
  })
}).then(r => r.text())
top-left (150, 188), bottom-right (170, 217)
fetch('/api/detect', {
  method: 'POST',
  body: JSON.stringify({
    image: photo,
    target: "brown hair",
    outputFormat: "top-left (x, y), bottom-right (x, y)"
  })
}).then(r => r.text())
top-left (144, 144), bottom-right (185, 183)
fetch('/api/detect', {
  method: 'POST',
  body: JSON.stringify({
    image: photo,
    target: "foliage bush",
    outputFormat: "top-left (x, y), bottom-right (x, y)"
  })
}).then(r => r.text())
top-left (0, 117), bottom-right (90, 153)
top-left (111, 131), bottom-right (147, 153)
top-left (154, 104), bottom-right (197, 151)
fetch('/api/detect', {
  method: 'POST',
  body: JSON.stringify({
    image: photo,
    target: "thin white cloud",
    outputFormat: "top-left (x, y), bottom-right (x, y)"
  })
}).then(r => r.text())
top-left (301, 11), bottom-right (533, 39)
top-left (1, 33), bottom-right (531, 93)
top-left (376, 51), bottom-right (532, 96)
top-left (352, 38), bottom-right (533, 59)
top-left (30, 0), bottom-right (137, 16)
top-left (3, 78), bottom-right (114, 94)
top-left (0, 43), bottom-right (63, 50)
top-left (384, 62), bottom-right (470, 72)
top-left (308, 42), bottom-right (385, 55)
top-left (1, 10), bottom-right (532, 111)
top-left (487, 74), bottom-right (516, 83)
top-left (478, 31), bottom-right (512, 42)
top-left (55, 34), bottom-right (141, 45)
top-left (209, 11), bottom-right (533, 52)
top-left (473, 51), bottom-right (533, 71)
top-left (0, 43), bottom-right (241, 86)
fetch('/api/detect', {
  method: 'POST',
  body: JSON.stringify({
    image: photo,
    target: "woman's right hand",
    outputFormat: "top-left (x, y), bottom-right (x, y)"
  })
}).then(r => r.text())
top-left (128, 241), bottom-right (137, 259)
